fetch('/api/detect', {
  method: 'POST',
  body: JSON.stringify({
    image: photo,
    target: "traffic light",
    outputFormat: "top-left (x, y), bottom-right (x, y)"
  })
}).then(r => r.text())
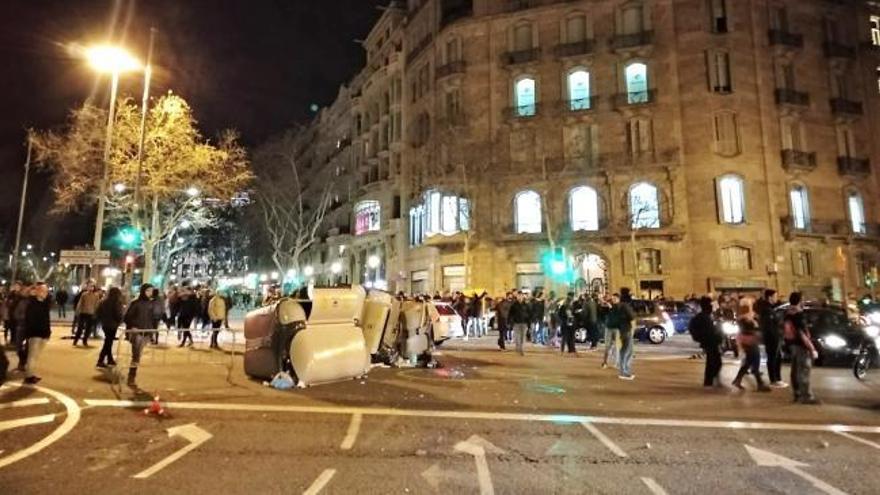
top-left (117, 226), bottom-right (142, 249)
top-left (542, 246), bottom-right (572, 283)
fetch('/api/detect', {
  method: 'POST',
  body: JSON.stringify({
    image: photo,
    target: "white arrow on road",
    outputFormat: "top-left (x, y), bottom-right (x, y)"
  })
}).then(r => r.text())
top-left (133, 423), bottom-right (212, 479)
top-left (454, 435), bottom-right (506, 495)
top-left (744, 445), bottom-right (848, 495)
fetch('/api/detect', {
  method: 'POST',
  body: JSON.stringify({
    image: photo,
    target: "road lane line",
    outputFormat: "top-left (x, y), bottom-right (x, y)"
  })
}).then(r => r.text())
top-left (836, 431), bottom-right (880, 450)
top-left (0, 398), bottom-right (51, 409)
top-left (340, 413), bottom-right (362, 450)
top-left (82, 399), bottom-right (880, 434)
top-left (0, 414), bottom-right (55, 432)
top-left (641, 477), bottom-right (669, 495)
top-left (303, 468), bottom-right (336, 495)
top-left (581, 421), bottom-right (628, 458)
top-left (0, 385), bottom-right (82, 470)
top-left (134, 424), bottom-right (213, 479)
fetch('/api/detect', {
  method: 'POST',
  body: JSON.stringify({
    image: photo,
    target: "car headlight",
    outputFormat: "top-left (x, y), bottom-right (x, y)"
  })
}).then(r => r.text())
top-left (823, 334), bottom-right (847, 349)
top-left (866, 326), bottom-right (880, 338)
top-left (869, 312), bottom-right (880, 325)
top-left (721, 322), bottom-right (739, 336)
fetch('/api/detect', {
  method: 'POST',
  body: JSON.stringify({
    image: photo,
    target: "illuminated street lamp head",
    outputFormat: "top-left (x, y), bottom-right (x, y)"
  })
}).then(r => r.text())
top-left (303, 266), bottom-right (315, 277)
top-left (330, 262), bottom-right (342, 274)
top-left (367, 256), bottom-right (381, 269)
top-left (186, 186), bottom-right (200, 198)
top-left (113, 183), bottom-right (126, 193)
top-left (85, 45), bottom-right (141, 74)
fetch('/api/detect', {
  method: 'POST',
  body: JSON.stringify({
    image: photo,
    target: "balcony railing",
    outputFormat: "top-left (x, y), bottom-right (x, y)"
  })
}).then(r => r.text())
top-left (435, 60), bottom-right (466, 79)
top-left (610, 30), bottom-right (654, 50)
top-left (555, 96), bottom-right (598, 114)
top-left (554, 40), bottom-right (594, 57)
top-left (504, 103), bottom-right (541, 120)
top-left (500, 47), bottom-right (541, 65)
top-left (830, 98), bottom-right (863, 116)
top-left (781, 149), bottom-right (817, 171)
top-left (768, 29), bottom-right (804, 48)
top-left (838, 156), bottom-right (871, 177)
top-left (613, 89), bottom-right (656, 108)
top-left (823, 41), bottom-right (856, 59)
top-left (775, 88), bottom-right (810, 106)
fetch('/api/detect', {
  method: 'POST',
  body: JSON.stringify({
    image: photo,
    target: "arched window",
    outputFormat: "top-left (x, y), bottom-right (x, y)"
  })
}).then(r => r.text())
top-left (848, 190), bottom-right (866, 234)
top-left (630, 182), bottom-right (660, 229)
top-left (717, 175), bottom-right (745, 224)
top-left (515, 190), bottom-right (542, 234)
top-left (570, 186), bottom-right (599, 231)
top-left (789, 184), bottom-right (811, 230)
top-left (624, 62), bottom-right (649, 103)
top-left (567, 69), bottom-right (591, 110)
top-left (514, 77), bottom-right (536, 116)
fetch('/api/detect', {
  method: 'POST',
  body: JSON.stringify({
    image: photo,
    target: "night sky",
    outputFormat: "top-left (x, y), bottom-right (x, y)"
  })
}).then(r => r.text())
top-left (0, 0), bottom-right (387, 252)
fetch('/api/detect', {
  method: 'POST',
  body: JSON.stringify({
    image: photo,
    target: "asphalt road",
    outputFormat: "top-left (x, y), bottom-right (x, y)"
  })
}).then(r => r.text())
top-left (2, 330), bottom-right (880, 494)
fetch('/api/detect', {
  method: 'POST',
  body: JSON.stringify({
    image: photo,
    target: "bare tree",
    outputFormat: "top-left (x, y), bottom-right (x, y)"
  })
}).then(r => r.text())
top-left (252, 130), bottom-right (333, 275)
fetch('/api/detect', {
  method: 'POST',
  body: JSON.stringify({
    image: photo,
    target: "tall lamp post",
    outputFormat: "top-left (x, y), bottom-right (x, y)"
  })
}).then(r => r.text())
top-left (84, 45), bottom-right (141, 251)
top-left (10, 137), bottom-right (32, 284)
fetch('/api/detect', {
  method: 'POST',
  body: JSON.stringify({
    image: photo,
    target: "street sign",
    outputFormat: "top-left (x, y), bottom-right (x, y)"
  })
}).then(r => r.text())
top-left (59, 250), bottom-right (111, 266)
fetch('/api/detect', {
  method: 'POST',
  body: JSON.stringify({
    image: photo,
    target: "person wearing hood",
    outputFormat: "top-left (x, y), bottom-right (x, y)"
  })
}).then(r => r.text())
top-left (123, 284), bottom-right (162, 387)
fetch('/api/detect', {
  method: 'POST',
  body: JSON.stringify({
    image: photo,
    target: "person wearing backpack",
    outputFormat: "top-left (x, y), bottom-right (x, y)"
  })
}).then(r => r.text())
top-left (783, 292), bottom-right (820, 404)
top-left (689, 296), bottom-right (722, 387)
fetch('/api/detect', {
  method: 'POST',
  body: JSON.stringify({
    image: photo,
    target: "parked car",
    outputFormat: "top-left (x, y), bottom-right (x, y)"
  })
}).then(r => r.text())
top-left (631, 300), bottom-right (676, 344)
top-left (658, 301), bottom-right (698, 334)
top-left (775, 303), bottom-right (863, 365)
top-left (431, 302), bottom-right (465, 341)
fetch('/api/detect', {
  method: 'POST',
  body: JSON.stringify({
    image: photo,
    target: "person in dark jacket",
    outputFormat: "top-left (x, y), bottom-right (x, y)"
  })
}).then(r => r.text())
top-left (55, 288), bottom-right (69, 319)
top-left (755, 289), bottom-right (785, 388)
top-left (558, 292), bottom-right (577, 355)
top-left (508, 292), bottom-right (532, 355)
top-left (95, 287), bottom-right (125, 368)
top-left (584, 294), bottom-right (599, 349)
top-left (23, 282), bottom-right (51, 385)
top-left (176, 286), bottom-right (199, 347)
top-left (616, 288), bottom-right (637, 380)
top-left (124, 284), bottom-right (161, 387)
top-left (732, 297), bottom-right (770, 392)
top-left (530, 292), bottom-right (545, 344)
top-left (689, 296), bottom-right (723, 387)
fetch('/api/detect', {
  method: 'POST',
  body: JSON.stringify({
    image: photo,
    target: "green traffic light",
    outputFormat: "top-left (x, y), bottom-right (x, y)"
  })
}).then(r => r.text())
top-left (117, 226), bottom-right (142, 248)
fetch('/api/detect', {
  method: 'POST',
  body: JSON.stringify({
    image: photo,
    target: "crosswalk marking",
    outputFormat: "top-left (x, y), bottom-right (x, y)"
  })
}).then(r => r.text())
top-left (641, 477), bottom-right (669, 495)
top-left (0, 414), bottom-right (55, 433)
top-left (582, 422), bottom-right (628, 458)
top-left (0, 398), bottom-right (51, 410)
top-left (303, 469), bottom-right (336, 495)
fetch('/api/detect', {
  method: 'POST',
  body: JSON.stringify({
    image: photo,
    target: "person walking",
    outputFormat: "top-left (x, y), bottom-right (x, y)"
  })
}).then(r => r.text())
top-left (688, 296), bottom-right (723, 387)
top-left (95, 287), bottom-right (125, 368)
top-left (558, 292), bottom-right (577, 356)
top-left (784, 292), bottom-right (820, 404)
top-left (732, 297), bottom-right (770, 392)
top-left (755, 289), bottom-right (786, 388)
top-left (495, 294), bottom-right (511, 350)
top-left (616, 288), bottom-right (637, 380)
top-left (545, 291), bottom-right (558, 347)
top-left (584, 294), bottom-right (599, 350)
top-left (530, 292), bottom-right (545, 344)
top-left (508, 292), bottom-right (531, 356)
top-left (176, 285), bottom-right (198, 347)
top-left (13, 284), bottom-right (31, 371)
top-left (4, 283), bottom-right (22, 348)
top-left (602, 294), bottom-right (621, 369)
top-left (55, 287), bottom-right (69, 319)
top-left (74, 284), bottom-right (101, 346)
top-left (123, 284), bottom-right (162, 388)
top-left (23, 282), bottom-right (51, 385)
top-left (208, 290), bottom-right (228, 349)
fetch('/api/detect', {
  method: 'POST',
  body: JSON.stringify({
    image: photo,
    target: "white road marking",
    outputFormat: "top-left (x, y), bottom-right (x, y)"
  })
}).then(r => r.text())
top-left (303, 468), bottom-right (336, 495)
top-left (0, 398), bottom-right (51, 409)
top-left (582, 421), bottom-right (628, 458)
top-left (133, 423), bottom-right (213, 479)
top-left (455, 435), bottom-right (505, 495)
top-left (83, 398), bottom-right (880, 434)
top-left (836, 431), bottom-right (880, 450)
top-left (339, 413), bottom-right (362, 450)
top-left (0, 414), bottom-right (55, 432)
top-left (641, 477), bottom-right (669, 495)
top-left (745, 445), bottom-right (848, 495)
top-left (0, 385), bottom-right (82, 470)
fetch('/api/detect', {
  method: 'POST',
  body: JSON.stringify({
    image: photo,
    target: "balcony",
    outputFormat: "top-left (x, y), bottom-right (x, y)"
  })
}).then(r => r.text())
top-left (555, 96), bottom-right (598, 114)
top-left (613, 89), bottom-right (656, 108)
top-left (837, 156), bottom-right (871, 177)
top-left (435, 60), bottom-right (466, 80)
top-left (774, 88), bottom-right (810, 107)
top-left (500, 47), bottom-right (541, 66)
top-left (553, 40), bottom-right (594, 58)
top-left (781, 218), bottom-right (849, 239)
top-left (610, 30), bottom-right (654, 51)
top-left (781, 149), bottom-right (817, 172)
top-left (504, 103), bottom-right (541, 120)
top-left (830, 98), bottom-right (863, 117)
top-left (768, 29), bottom-right (804, 49)
top-left (823, 41), bottom-right (856, 59)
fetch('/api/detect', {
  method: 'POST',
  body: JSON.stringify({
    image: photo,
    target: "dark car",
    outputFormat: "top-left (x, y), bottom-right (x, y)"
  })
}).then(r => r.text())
top-left (775, 304), bottom-right (863, 365)
top-left (658, 301), bottom-right (698, 334)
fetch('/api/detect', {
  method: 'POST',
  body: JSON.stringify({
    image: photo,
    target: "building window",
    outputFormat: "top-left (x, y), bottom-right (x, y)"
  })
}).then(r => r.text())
top-left (708, 0), bottom-right (728, 33)
top-left (721, 246), bottom-right (752, 271)
top-left (569, 186), bottom-right (599, 232)
top-left (514, 190), bottom-right (542, 234)
top-left (780, 118), bottom-right (804, 151)
top-left (770, 6), bottom-right (789, 32)
top-left (638, 248), bottom-right (662, 275)
top-left (706, 51), bottom-right (732, 93)
top-left (567, 69), bottom-right (591, 110)
top-left (565, 14), bottom-right (587, 43)
top-left (630, 182), bottom-right (661, 229)
top-left (626, 118), bottom-right (653, 155)
top-left (793, 250), bottom-right (813, 277)
top-left (410, 191), bottom-right (470, 245)
top-left (848, 190), bottom-right (866, 234)
top-left (514, 76), bottom-right (536, 116)
top-left (871, 15), bottom-right (880, 46)
top-left (513, 22), bottom-right (533, 51)
top-left (624, 62), bottom-right (649, 103)
top-left (789, 185), bottom-right (811, 230)
top-left (620, 4), bottom-right (645, 34)
top-left (444, 88), bottom-right (463, 121)
top-left (718, 175), bottom-right (745, 224)
top-left (354, 200), bottom-right (381, 235)
top-left (836, 125), bottom-right (856, 158)
top-left (409, 204), bottom-right (425, 246)
top-left (713, 111), bottom-right (740, 156)
top-left (445, 37), bottom-right (461, 63)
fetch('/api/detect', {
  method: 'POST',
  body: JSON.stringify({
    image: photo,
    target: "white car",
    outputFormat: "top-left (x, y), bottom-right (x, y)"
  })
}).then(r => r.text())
top-left (429, 302), bottom-right (465, 341)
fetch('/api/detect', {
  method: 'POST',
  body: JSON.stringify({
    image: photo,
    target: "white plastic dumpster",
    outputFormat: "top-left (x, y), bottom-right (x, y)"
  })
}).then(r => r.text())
top-left (244, 299), bottom-right (307, 379)
top-left (359, 289), bottom-right (402, 363)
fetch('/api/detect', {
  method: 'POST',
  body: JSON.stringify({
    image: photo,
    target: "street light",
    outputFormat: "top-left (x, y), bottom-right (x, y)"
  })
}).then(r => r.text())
top-left (85, 44), bottom-right (142, 252)
top-left (113, 183), bottom-right (126, 193)
top-left (303, 266), bottom-right (315, 277)
top-left (186, 186), bottom-right (200, 198)
top-left (367, 255), bottom-right (380, 269)
top-left (330, 262), bottom-right (342, 274)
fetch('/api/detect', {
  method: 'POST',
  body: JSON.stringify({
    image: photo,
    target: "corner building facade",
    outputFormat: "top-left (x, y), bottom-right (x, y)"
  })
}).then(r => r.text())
top-left (305, 0), bottom-right (880, 300)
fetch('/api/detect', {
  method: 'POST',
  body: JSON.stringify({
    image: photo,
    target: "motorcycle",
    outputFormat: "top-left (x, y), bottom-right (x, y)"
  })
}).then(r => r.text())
top-left (717, 319), bottom-right (740, 358)
top-left (853, 325), bottom-right (880, 380)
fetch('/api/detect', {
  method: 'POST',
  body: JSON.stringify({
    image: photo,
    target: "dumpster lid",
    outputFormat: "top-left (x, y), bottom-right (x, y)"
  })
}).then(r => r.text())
top-left (309, 285), bottom-right (366, 325)
top-left (277, 299), bottom-right (307, 325)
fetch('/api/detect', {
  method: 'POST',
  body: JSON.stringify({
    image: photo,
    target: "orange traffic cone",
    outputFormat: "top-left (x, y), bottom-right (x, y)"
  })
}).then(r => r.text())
top-left (143, 392), bottom-right (165, 416)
